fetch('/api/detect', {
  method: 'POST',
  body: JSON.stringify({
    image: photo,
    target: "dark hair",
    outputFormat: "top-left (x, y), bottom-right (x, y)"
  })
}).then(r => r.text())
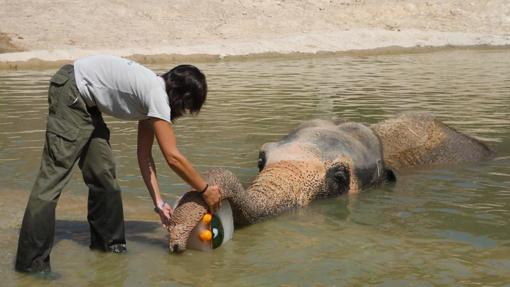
top-left (161, 65), bottom-right (207, 121)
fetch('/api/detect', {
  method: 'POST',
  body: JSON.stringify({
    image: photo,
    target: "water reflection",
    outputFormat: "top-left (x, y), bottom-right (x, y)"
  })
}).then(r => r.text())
top-left (1, 49), bottom-right (509, 285)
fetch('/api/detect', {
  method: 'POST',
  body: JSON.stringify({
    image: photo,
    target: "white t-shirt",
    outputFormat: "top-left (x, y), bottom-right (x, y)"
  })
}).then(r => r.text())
top-left (74, 55), bottom-right (171, 122)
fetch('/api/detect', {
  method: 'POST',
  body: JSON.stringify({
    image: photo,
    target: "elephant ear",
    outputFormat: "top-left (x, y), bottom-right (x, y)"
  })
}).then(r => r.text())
top-left (371, 112), bottom-right (494, 171)
top-left (323, 161), bottom-right (351, 197)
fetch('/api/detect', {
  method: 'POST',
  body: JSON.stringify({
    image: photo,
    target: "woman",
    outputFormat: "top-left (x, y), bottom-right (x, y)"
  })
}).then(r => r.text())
top-left (15, 55), bottom-right (222, 273)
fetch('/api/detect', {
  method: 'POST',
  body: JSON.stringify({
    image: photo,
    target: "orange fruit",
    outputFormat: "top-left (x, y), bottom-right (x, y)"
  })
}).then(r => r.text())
top-left (202, 213), bottom-right (212, 224)
top-left (199, 230), bottom-right (212, 241)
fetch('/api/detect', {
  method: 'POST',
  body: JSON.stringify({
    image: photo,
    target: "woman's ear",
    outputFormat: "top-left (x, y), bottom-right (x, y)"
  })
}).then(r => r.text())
top-left (183, 92), bottom-right (194, 110)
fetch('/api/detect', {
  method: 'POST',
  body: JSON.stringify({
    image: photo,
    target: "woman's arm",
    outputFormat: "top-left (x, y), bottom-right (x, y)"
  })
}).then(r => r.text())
top-left (146, 118), bottom-right (222, 212)
top-left (137, 120), bottom-right (172, 225)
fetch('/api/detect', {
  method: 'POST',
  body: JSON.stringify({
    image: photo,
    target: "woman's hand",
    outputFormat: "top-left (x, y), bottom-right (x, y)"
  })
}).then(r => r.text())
top-left (202, 185), bottom-right (222, 213)
top-left (156, 201), bottom-right (173, 227)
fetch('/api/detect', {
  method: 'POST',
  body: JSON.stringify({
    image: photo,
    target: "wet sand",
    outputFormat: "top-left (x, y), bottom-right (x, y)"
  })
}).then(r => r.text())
top-left (1, 0), bottom-right (509, 68)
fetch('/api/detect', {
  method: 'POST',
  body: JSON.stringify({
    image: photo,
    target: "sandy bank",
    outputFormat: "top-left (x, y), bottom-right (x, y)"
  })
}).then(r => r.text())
top-left (1, 0), bottom-right (509, 68)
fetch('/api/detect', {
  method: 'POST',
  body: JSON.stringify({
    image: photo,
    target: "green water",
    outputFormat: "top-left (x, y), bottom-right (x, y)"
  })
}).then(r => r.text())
top-left (1, 49), bottom-right (509, 286)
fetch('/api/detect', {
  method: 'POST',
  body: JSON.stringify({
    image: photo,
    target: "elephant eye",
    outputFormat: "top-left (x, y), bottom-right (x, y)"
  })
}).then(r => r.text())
top-left (257, 151), bottom-right (266, 171)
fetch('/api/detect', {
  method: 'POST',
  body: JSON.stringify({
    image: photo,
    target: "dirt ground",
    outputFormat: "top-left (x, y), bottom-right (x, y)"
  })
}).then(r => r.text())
top-left (0, 33), bottom-right (21, 53)
top-left (0, 0), bottom-right (509, 65)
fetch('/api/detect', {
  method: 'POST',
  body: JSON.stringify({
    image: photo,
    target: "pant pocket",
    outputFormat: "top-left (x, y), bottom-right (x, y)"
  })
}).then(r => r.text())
top-left (46, 132), bottom-right (79, 169)
top-left (46, 116), bottom-right (80, 168)
top-left (49, 73), bottom-right (69, 87)
top-left (46, 116), bottom-right (79, 141)
top-left (49, 69), bottom-right (83, 108)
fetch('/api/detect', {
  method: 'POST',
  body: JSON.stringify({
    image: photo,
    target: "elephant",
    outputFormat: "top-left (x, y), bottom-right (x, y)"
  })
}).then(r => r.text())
top-left (166, 112), bottom-right (493, 253)
top-left (370, 112), bottom-right (494, 170)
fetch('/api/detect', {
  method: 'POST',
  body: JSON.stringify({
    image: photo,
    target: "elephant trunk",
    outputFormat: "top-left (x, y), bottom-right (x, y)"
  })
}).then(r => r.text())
top-left (208, 160), bottom-right (326, 227)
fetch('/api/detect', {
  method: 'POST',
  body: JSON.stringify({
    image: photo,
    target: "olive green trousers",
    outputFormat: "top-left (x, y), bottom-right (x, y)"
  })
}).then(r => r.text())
top-left (15, 65), bottom-right (126, 273)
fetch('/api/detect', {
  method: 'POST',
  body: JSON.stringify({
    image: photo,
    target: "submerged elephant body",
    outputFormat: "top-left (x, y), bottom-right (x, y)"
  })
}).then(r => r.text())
top-left (371, 112), bottom-right (494, 170)
top-left (168, 112), bottom-right (493, 252)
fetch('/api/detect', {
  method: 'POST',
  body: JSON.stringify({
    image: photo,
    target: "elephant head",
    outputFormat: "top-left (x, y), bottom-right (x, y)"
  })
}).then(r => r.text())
top-left (166, 118), bottom-right (396, 253)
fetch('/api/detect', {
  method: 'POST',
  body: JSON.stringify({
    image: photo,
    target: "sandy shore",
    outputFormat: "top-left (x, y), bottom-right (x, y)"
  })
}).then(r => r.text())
top-left (1, 0), bottom-right (509, 68)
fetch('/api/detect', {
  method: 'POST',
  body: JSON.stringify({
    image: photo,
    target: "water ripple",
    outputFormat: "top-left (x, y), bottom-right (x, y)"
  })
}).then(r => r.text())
top-left (1, 49), bottom-right (510, 285)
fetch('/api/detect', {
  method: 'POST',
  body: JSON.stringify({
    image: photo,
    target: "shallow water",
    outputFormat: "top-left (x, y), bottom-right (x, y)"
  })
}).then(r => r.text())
top-left (1, 49), bottom-right (510, 286)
